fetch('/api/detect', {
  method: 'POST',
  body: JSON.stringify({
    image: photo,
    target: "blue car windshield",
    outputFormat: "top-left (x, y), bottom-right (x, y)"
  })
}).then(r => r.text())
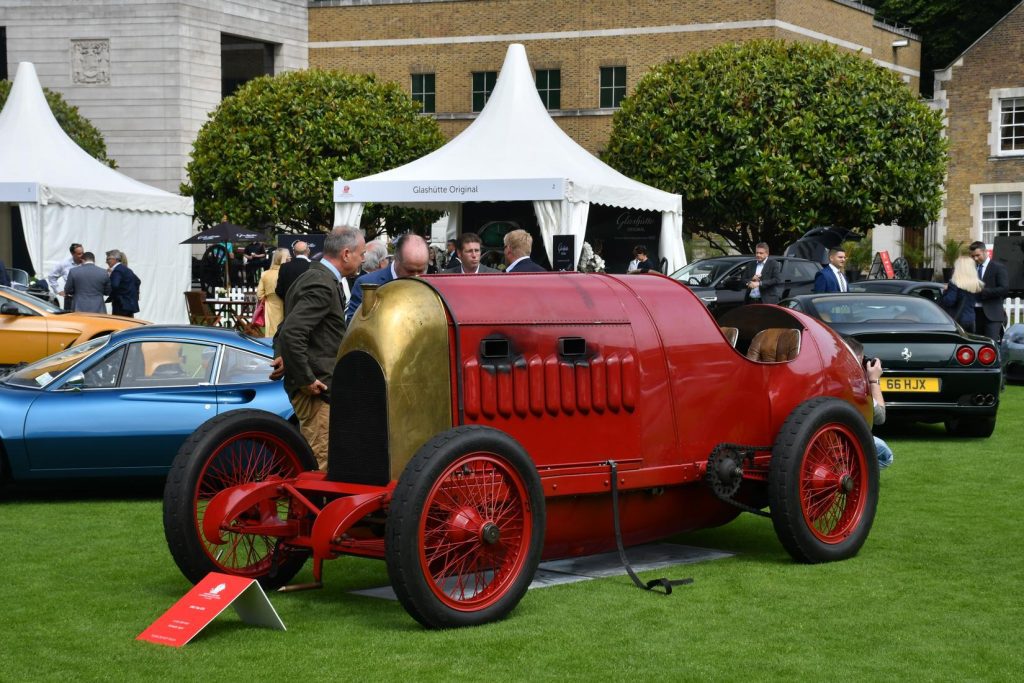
top-left (4, 336), bottom-right (110, 389)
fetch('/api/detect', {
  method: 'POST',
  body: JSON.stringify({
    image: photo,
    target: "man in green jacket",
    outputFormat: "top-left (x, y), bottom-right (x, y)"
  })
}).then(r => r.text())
top-left (276, 226), bottom-right (365, 469)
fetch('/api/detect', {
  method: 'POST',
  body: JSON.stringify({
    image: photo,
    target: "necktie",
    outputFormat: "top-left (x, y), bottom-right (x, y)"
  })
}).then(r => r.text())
top-left (837, 269), bottom-right (847, 292)
top-left (977, 263), bottom-right (983, 280)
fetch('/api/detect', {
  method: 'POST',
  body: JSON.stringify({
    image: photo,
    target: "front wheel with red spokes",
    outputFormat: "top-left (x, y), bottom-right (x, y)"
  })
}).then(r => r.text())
top-left (163, 410), bottom-right (316, 587)
top-left (386, 426), bottom-right (545, 629)
top-left (769, 398), bottom-right (878, 563)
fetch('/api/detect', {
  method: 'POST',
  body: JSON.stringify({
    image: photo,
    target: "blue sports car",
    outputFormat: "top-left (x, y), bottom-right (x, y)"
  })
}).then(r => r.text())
top-left (0, 325), bottom-right (292, 482)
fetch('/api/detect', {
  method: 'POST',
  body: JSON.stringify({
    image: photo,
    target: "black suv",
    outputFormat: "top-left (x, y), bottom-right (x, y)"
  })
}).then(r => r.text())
top-left (670, 255), bottom-right (822, 317)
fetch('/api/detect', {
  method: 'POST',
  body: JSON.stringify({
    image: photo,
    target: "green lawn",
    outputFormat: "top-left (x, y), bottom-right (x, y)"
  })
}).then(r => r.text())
top-left (2, 388), bottom-right (1022, 681)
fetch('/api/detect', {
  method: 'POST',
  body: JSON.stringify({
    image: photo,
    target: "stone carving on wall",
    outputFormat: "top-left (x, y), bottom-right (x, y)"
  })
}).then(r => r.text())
top-left (71, 39), bottom-right (110, 85)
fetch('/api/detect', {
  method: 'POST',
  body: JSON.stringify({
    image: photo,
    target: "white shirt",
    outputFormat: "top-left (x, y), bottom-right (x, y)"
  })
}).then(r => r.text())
top-left (751, 260), bottom-right (765, 298)
top-left (830, 264), bottom-right (847, 292)
top-left (47, 255), bottom-right (78, 292)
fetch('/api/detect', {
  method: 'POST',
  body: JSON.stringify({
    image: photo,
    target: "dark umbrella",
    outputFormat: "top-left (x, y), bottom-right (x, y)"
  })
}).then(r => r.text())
top-left (181, 222), bottom-right (270, 290)
top-left (180, 222), bottom-right (269, 245)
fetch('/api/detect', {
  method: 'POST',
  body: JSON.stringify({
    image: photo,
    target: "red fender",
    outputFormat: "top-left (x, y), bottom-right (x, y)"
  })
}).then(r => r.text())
top-left (310, 491), bottom-right (391, 561)
top-left (202, 478), bottom-right (291, 545)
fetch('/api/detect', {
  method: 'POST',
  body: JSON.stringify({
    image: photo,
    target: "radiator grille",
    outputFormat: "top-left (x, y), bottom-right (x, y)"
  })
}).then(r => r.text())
top-left (328, 350), bottom-right (389, 485)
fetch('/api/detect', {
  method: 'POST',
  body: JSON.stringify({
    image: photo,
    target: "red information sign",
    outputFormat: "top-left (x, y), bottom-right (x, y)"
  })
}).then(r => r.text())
top-left (137, 572), bottom-right (285, 647)
top-left (879, 250), bottom-right (895, 279)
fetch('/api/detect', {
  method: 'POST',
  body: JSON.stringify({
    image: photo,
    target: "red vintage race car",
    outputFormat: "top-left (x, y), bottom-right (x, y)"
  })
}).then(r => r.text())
top-left (162, 273), bottom-right (878, 628)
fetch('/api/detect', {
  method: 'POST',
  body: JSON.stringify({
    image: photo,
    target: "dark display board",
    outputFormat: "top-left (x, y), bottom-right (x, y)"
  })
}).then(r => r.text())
top-left (585, 205), bottom-right (661, 273)
top-left (552, 235), bottom-right (576, 271)
top-left (993, 235), bottom-right (1024, 294)
top-left (276, 233), bottom-right (326, 258)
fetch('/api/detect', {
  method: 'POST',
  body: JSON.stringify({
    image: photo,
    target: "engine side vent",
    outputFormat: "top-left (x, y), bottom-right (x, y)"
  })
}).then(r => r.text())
top-left (328, 350), bottom-right (390, 485)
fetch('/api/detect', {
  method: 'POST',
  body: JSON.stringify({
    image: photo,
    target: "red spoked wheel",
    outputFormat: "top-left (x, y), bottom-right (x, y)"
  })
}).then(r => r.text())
top-left (163, 410), bottom-right (317, 587)
top-left (386, 426), bottom-right (545, 629)
top-left (769, 398), bottom-right (878, 563)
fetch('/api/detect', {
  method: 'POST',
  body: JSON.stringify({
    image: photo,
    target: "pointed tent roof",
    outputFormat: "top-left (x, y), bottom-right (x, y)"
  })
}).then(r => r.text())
top-left (335, 44), bottom-right (681, 214)
top-left (0, 62), bottom-right (191, 214)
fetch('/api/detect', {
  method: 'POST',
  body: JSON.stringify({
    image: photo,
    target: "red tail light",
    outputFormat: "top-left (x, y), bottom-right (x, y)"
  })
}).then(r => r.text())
top-left (956, 346), bottom-right (976, 365)
top-left (978, 346), bottom-right (997, 366)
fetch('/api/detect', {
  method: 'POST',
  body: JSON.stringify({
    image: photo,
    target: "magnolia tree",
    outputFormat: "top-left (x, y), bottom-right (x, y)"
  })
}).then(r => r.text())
top-left (0, 80), bottom-right (115, 167)
top-left (183, 70), bottom-right (446, 237)
top-left (603, 40), bottom-right (947, 254)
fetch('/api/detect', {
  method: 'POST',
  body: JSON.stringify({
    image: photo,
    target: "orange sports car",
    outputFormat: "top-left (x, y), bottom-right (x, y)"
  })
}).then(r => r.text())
top-left (0, 285), bottom-right (146, 367)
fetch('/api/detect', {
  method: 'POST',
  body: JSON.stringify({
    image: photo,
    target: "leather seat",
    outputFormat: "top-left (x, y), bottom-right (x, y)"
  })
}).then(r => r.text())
top-left (719, 326), bottom-right (739, 348)
top-left (746, 328), bottom-right (801, 362)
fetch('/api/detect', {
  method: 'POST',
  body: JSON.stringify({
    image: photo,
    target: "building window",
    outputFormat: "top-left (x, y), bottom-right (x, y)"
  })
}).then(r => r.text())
top-left (600, 66), bottom-right (626, 109)
top-left (536, 69), bottom-right (560, 109)
top-left (1000, 98), bottom-right (1024, 152)
top-left (472, 71), bottom-right (496, 113)
top-left (981, 192), bottom-right (1023, 243)
top-left (0, 28), bottom-right (7, 81)
top-left (412, 73), bottom-right (435, 114)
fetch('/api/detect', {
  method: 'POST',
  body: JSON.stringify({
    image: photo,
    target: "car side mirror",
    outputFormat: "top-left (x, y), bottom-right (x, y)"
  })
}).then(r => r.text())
top-left (1, 303), bottom-right (22, 315)
top-left (61, 373), bottom-right (85, 392)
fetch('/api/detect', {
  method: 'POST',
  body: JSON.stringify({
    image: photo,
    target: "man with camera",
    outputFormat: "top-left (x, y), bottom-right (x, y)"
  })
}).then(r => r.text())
top-left (846, 337), bottom-right (893, 469)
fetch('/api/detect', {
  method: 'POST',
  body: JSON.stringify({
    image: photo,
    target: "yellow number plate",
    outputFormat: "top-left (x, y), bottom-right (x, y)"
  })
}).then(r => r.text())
top-left (881, 377), bottom-right (940, 393)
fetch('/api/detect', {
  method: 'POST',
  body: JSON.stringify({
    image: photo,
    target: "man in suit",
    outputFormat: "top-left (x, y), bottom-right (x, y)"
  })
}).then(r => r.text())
top-left (969, 240), bottom-right (1009, 341)
top-left (275, 240), bottom-right (312, 306)
top-left (445, 233), bottom-right (499, 275)
top-left (813, 247), bottom-right (848, 293)
top-left (442, 239), bottom-right (460, 270)
top-left (743, 242), bottom-right (783, 304)
top-left (276, 226), bottom-right (366, 470)
top-left (64, 252), bottom-right (110, 313)
top-left (346, 234), bottom-right (430, 323)
top-left (504, 229), bottom-right (547, 273)
top-left (105, 249), bottom-right (141, 317)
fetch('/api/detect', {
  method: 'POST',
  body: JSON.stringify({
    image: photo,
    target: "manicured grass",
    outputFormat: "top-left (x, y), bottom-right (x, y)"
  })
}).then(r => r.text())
top-left (2, 388), bottom-right (1022, 681)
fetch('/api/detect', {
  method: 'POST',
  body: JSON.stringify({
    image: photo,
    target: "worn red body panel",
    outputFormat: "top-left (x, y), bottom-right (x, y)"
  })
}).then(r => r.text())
top-left (420, 272), bottom-right (869, 558)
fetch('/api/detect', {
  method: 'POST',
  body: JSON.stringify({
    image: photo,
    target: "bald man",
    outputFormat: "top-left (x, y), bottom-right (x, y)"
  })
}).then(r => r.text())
top-left (346, 234), bottom-right (429, 323)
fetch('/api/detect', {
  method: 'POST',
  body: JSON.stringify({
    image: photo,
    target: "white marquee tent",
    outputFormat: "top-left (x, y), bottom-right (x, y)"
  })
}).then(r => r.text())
top-left (0, 62), bottom-right (193, 324)
top-left (333, 44), bottom-right (686, 272)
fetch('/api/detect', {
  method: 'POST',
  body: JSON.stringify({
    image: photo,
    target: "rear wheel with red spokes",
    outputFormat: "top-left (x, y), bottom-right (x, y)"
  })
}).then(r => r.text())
top-left (386, 426), bottom-right (545, 629)
top-left (163, 410), bottom-right (316, 587)
top-left (769, 398), bottom-right (878, 563)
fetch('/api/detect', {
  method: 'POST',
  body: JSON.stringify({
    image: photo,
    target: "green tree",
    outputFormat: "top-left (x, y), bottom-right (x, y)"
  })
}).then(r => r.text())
top-left (603, 40), bottom-right (947, 254)
top-left (0, 80), bottom-right (116, 167)
top-left (864, 0), bottom-right (1021, 97)
top-left (182, 69), bottom-right (446, 236)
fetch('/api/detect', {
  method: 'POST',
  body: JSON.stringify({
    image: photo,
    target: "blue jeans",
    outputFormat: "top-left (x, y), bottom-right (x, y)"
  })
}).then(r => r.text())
top-left (874, 436), bottom-right (893, 469)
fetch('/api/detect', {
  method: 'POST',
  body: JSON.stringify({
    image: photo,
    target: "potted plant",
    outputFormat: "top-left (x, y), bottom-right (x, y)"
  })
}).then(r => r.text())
top-left (932, 237), bottom-right (964, 282)
top-left (899, 240), bottom-right (933, 281)
top-left (841, 238), bottom-right (872, 282)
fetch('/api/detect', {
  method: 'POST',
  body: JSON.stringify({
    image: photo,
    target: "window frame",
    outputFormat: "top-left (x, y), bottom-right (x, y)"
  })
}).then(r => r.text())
top-left (535, 68), bottom-right (561, 110)
top-left (411, 73), bottom-right (435, 114)
top-left (472, 71), bottom-right (497, 113)
top-left (979, 191), bottom-right (1023, 244)
top-left (599, 66), bottom-right (626, 109)
top-left (989, 87), bottom-right (1024, 157)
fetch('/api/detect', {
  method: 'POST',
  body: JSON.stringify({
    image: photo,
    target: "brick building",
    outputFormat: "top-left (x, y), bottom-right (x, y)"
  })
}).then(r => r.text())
top-left (309, 0), bottom-right (921, 154)
top-left (933, 1), bottom-right (1024, 252)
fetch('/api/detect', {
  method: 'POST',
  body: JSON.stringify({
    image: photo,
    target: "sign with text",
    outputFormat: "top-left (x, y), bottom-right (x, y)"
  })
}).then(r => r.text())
top-left (552, 234), bottom-right (576, 271)
top-left (137, 573), bottom-right (285, 647)
top-left (335, 178), bottom-right (565, 203)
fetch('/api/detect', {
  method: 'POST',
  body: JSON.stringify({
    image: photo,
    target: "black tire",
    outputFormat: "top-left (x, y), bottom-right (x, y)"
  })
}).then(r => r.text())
top-left (163, 410), bottom-right (316, 588)
top-left (385, 426), bottom-right (545, 629)
top-left (769, 397), bottom-right (878, 563)
top-left (944, 416), bottom-right (996, 438)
